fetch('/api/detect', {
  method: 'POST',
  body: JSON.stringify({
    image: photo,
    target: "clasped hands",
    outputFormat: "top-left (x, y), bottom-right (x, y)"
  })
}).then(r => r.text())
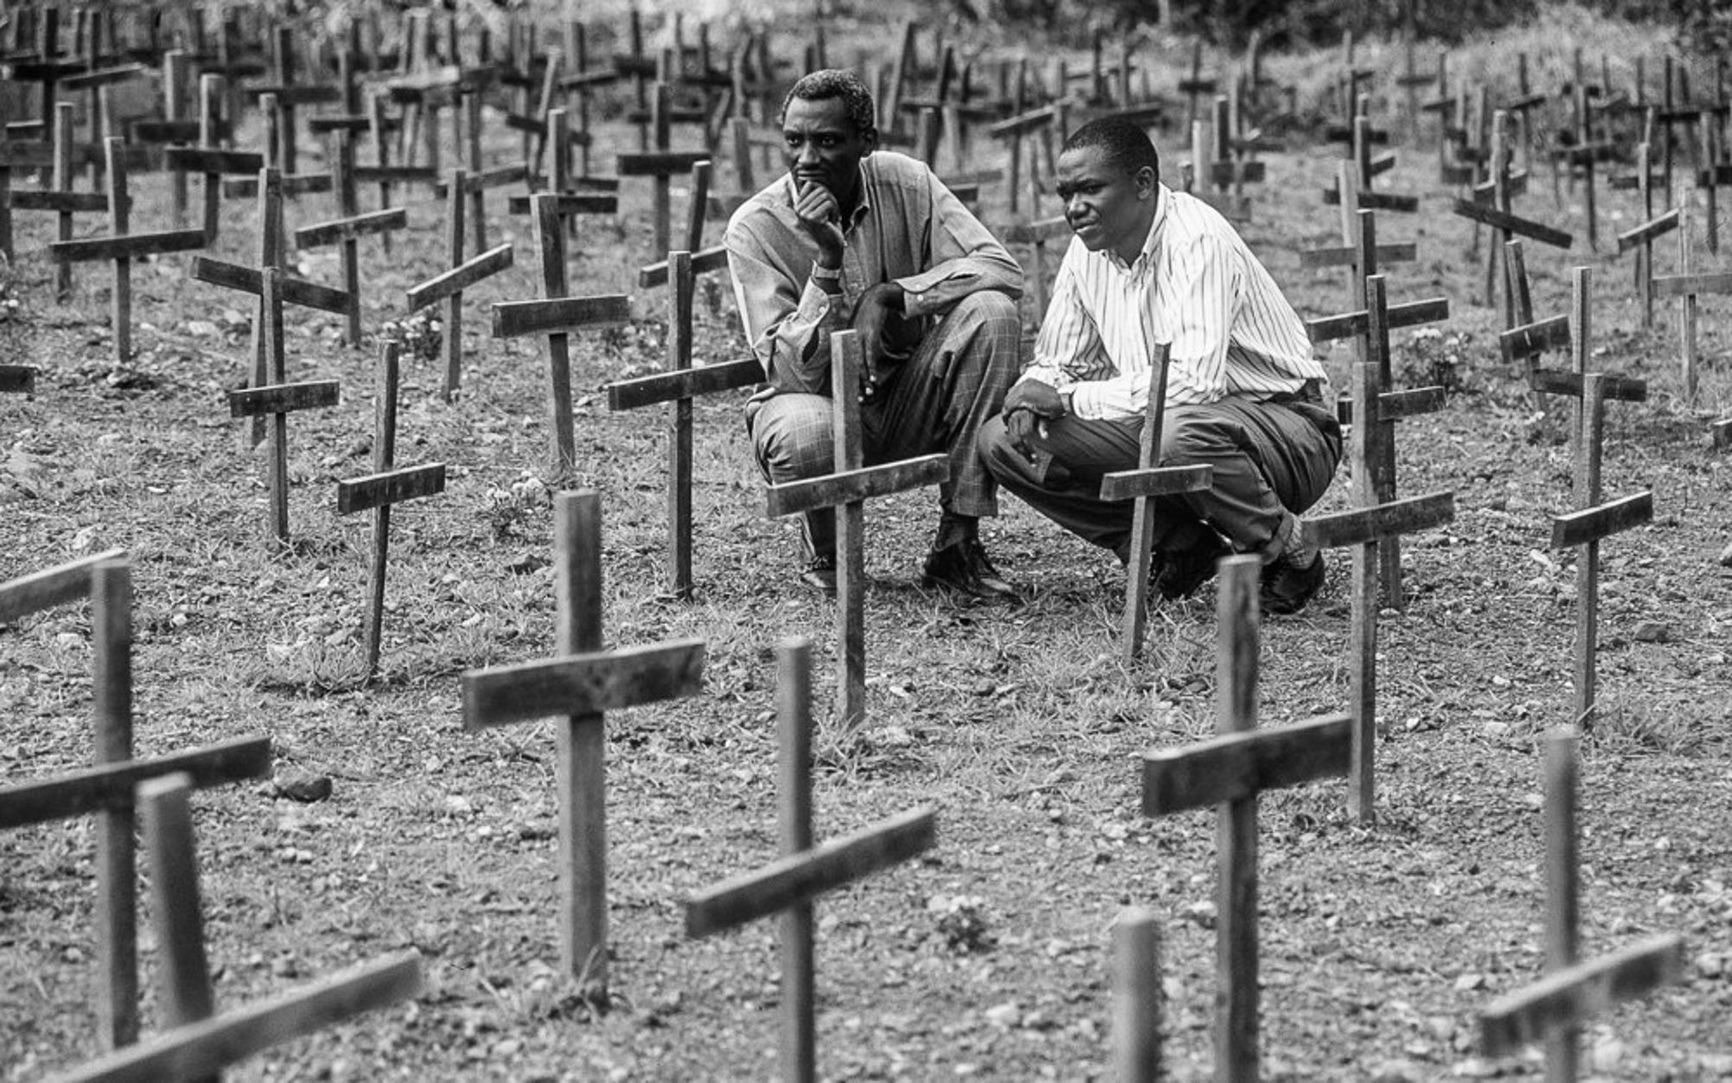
top-left (1001, 380), bottom-right (1067, 462)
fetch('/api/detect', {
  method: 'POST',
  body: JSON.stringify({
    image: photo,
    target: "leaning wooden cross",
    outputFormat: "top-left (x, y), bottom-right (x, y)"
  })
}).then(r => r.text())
top-left (291, 127), bottom-right (407, 346)
top-left (462, 490), bottom-right (706, 1002)
top-left (684, 637), bottom-right (937, 1083)
top-left (1478, 728), bottom-right (1686, 1079)
top-left (1096, 341), bottom-right (1212, 662)
top-left (1323, 111), bottom-right (1417, 215)
top-left (1549, 373), bottom-right (1654, 730)
top-left (1652, 199), bottom-right (1730, 402)
top-left (406, 166), bottom-right (516, 400)
top-left (1613, 141), bottom-right (1676, 330)
top-left (764, 330), bottom-right (949, 730)
top-left (490, 192), bottom-right (631, 475)
top-left (335, 340), bottom-right (447, 678)
top-left (45, 773), bottom-right (424, 1083)
top-left (46, 138), bottom-right (207, 366)
top-left (1139, 556), bottom-right (1352, 1082)
top-left (604, 249), bottom-right (761, 600)
top-left (1305, 233), bottom-right (1451, 609)
top-left (0, 552), bottom-right (272, 1052)
top-left (1452, 144), bottom-right (1573, 307)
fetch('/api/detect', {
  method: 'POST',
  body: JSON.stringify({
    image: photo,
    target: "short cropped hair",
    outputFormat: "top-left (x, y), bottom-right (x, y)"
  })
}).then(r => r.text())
top-left (781, 69), bottom-right (878, 136)
top-left (1062, 117), bottom-right (1161, 181)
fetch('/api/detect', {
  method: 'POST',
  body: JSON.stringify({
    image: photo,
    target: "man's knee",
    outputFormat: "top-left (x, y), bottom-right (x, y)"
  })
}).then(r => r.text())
top-left (1159, 406), bottom-right (1238, 466)
top-left (749, 394), bottom-right (834, 480)
top-left (948, 290), bottom-right (1020, 330)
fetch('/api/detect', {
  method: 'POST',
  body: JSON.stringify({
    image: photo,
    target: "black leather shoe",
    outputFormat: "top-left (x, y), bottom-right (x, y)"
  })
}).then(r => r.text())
top-left (1154, 534), bottom-right (1230, 601)
top-left (799, 555), bottom-right (837, 596)
top-left (922, 539), bottom-right (1019, 602)
top-left (1261, 552), bottom-right (1326, 614)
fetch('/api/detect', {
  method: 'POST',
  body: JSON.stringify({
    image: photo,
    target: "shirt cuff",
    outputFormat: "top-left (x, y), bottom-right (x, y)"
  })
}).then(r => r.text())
top-left (894, 267), bottom-right (960, 316)
top-left (1067, 382), bottom-right (1101, 420)
top-left (796, 277), bottom-right (837, 322)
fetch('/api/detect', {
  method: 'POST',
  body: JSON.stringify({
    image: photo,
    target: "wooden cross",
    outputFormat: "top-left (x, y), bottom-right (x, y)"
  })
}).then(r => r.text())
top-left (1549, 374), bottom-right (1654, 729)
top-left (489, 192), bottom-right (631, 475)
top-left (1140, 556), bottom-right (1352, 1083)
top-left (335, 340), bottom-right (447, 678)
top-left (358, 89), bottom-right (434, 255)
top-left (1694, 118), bottom-right (1726, 255)
top-left (1652, 199), bottom-right (1730, 402)
top-left (605, 250), bottom-right (760, 600)
top-left (1323, 113), bottom-right (1417, 215)
top-left (1466, 110), bottom-right (1539, 317)
top-left (1178, 40), bottom-right (1217, 133)
top-left (46, 138), bottom-right (208, 366)
top-left (0, 105), bottom-right (107, 282)
top-left (1478, 729), bottom-right (1686, 1079)
top-left (617, 87), bottom-right (711, 258)
top-left (685, 639), bottom-right (935, 1083)
top-left (462, 490), bottom-right (706, 1002)
top-left (161, 75), bottom-right (264, 242)
top-left (1610, 140), bottom-right (1678, 329)
top-left (59, 62), bottom-right (148, 187)
top-left (247, 24), bottom-right (344, 174)
top-left (1095, 342), bottom-right (1212, 662)
top-left (45, 772), bottom-right (423, 1083)
top-left (420, 87), bottom-right (530, 255)
top-left (1186, 112), bottom-right (1257, 223)
top-left (222, 93), bottom-right (337, 203)
top-left (404, 167), bottom-right (516, 400)
top-left (764, 330), bottom-right (949, 730)
top-left (1454, 141), bottom-right (1574, 282)
top-left (505, 107), bottom-right (619, 230)
top-left (289, 129), bottom-right (406, 347)
top-left (0, 552), bottom-right (272, 1052)
top-left (1305, 223), bottom-right (1451, 609)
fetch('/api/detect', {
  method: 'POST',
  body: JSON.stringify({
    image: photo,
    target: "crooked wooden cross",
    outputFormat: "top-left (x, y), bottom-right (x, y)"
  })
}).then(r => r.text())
top-left (764, 330), bottom-right (948, 730)
top-left (1139, 556), bottom-right (1352, 1082)
top-left (684, 637), bottom-right (936, 1083)
top-left (46, 773), bottom-right (423, 1083)
top-left (1096, 341), bottom-right (1212, 662)
top-left (335, 340), bottom-right (447, 678)
top-left (605, 248), bottom-right (760, 600)
top-left (1549, 374), bottom-right (1654, 730)
top-left (291, 127), bottom-right (407, 346)
top-left (0, 552), bottom-right (273, 1052)
top-left (1613, 140), bottom-right (1678, 330)
top-left (1323, 109), bottom-right (1415, 216)
top-left (406, 166), bottom-right (516, 400)
top-left (490, 192), bottom-right (631, 474)
top-left (47, 138), bottom-right (208, 366)
top-left (462, 491), bottom-right (706, 1002)
top-left (1453, 115), bottom-right (1573, 312)
top-left (505, 107), bottom-right (620, 233)
top-left (1478, 729), bottom-right (1685, 1079)
top-left (1305, 220), bottom-right (1451, 609)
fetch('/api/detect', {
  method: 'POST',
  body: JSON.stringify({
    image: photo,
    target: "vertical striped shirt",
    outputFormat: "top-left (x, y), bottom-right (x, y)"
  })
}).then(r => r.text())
top-left (1018, 185), bottom-right (1326, 419)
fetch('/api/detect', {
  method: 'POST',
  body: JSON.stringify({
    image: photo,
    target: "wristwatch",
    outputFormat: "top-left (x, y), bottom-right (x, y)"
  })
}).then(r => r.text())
top-left (811, 262), bottom-right (842, 283)
top-left (1060, 388), bottom-right (1075, 416)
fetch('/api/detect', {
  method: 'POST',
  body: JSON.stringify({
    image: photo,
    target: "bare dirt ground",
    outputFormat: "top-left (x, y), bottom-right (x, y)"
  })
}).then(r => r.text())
top-left (3, 10), bottom-right (1731, 1082)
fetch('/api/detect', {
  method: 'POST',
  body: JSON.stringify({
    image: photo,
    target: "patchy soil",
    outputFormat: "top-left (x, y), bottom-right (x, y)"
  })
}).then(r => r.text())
top-left (3, 12), bottom-right (1731, 1083)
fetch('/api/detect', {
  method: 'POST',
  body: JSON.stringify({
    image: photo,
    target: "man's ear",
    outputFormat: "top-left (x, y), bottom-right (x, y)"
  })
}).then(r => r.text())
top-left (1135, 165), bottom-right (1158, 199)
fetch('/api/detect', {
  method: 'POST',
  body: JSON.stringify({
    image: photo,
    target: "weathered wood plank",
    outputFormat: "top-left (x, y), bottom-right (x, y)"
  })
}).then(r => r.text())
top-left (1298, 242), bottom-right (1418, 269)
top-left (1452, 198), bottom-right (1574, 248)
top-left (637, 245), bottom-right (728, 288)
top-left (1141, 714), bottom-right (1352, 815)
top-left (293, 207), bottom-right (406, 247)
top-left (11, 189), bottom-right (111, 212)
top-left (351, 164), bottom-right (437, 184)
top-left (765, 454), bottom-right (949, 517)
top-left (336, 463), bottom-right (446, 514)
top-left (1099, 463), bottom-right (1213, 502)
top-left (432, 164), bottom-right (529, 197)
top-left (0, 549), bottom-right (130, 622)
top-left (606, 357), bottom-right (762, 410)
top-left (1549, 491), bottom-right (1653, 549)
top-left (192, 257), bottom-right (353, 314)
top-left (406, 243), bottom-right (515, 309)
top-left (1480, 935), bottom-right (1685, 1057)
top-left (463, 638), bottom-right (707, 728)
top-left (1306, 297), bottom-right (1450, 342)
top-left (1325, 189), bottom-right (1421, 212)
top-left (47, 951), bottom-right (424, 1083)
top-left (1651, 271), bottom-right (1732, 298)
top-left (227, 381), bottom-right (341, 417)
top-left (1499, 315), bottom-right (1573, 361)
top-left (491, 295), bottom-right (632, 338)
top-left (164, 147), bottom-right (264, 175)
top-left (1528, 369), bottom-right (1647, 402)
top-left (49, 228), bottom-right (207, 262)
top-left (1614, 209), bottom-right (1679, 254)
top-left (685, 807), bottom-right (937, 938)
top-left (1337, 386), bottom-right (1449, 424)
top-left (616, 151), bottom-right (711, 176)
top-left (506, 192), bottom-right (617, 216)
top-left (0, 737), bottom-right (272, 828)
top-left (1305, 491), bottom-right (1455, 549)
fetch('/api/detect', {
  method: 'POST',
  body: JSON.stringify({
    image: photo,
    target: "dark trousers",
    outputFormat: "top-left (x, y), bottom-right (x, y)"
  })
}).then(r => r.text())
top-left (978, 393), bottom-right (1343, 562)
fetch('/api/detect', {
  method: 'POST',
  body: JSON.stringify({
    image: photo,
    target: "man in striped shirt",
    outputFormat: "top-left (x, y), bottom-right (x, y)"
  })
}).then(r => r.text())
top-left (979, 117), bottom-right (1343, 613)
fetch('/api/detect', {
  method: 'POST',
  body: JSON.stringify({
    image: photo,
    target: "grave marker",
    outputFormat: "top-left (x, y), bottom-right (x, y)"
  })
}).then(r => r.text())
top-left (290, 128), bottom-right (406, 346)
top-left (764, 330), bottom-right (948, 730)
top-left (1140, 556), bottom-right (1352, 1081)
top-left (462, 490), bottom-right (706, 1001)
top-left (1478, 729), bottom-right (1686, 1077)
top-left (0, 105), bottom-right (108, 278)
top-left (406, 167), bottom-right (516, 400)
top-left (1111, 907), bottom-right (1164, 1083)
top-left (45, 773), bottom-right (423, 1083)
top-left (1095, 342), bottom-right (1212, 661)
top-left (47, 138), bottom-right (207, 365)
top-left (489, 192), bottom-right (631, 474)
top-left (683, 638), bottom-right (937, 1082)
top-left (1652, 200), bottom-right (1729, 402)
top-left (1549, 374), bottom-right (1654, 729)
top-left (605, 249), bottom-right (761, 599)
top-left (163, 75), bottom-right (265, 242)
top-left (335, 340), bottom-right (447, 678)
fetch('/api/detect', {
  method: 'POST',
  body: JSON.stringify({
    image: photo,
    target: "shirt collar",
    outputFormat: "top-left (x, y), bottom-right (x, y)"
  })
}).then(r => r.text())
top-left (1103, 184), bottom-right (1168, 274)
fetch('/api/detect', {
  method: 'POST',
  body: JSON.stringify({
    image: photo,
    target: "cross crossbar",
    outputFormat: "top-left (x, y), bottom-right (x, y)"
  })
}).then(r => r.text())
top-left (1550, 491), bottom-right (1653, 548)
top-left (1452, 198), bottom-right (1574, 248)
top-left (227, 381), bottom-right (341, 417)
top-left (685, 807), bottom-right (937, 937)
top-left (164, 148), bottom-right (263, 174)
top-left (1298, 242), bottom-right (1417, 269)
top-left (1500, 315), bottom-right (1572, 361)
top-left (1615, 209), bottom-right (1680, 253)
top-left (406, 244), bottom-right (514, 309)
top-left (765, 454), bottom-right (949, 517)
top-left (616, 151), bottom-right (711, 176)
top-left (336, 463), bottom-right (447, 514)
top-left (1098, 464), bottom-right (1212, 502)
top-left (463, 638), bottom-right (707, 728)
top-left (1305, 491), bottom-right (1455, 549)
top-left (491, 295), bottom-right (631, 337)
top-left (293, 207), bottom-right (407, 247)
top-left (49, 229), bottom-right (207, 262)
top-left (0, 737), bottom-right (271, 828)
top-left (1652, 271), bottom-right (1732, 298)
top-left (1306, 297), bottom-right (1450, 343)
top-left (1479, 934), bottom-right (1685, 1057)
top-left (0, 548), bottom-right (129, 621)
top-left (1338, 386), bottom-right (1448, 424)
top-left (1140, 714), bottom-right (1353, 815)
top-left (192, 258), bottom-right (353, 314)
top-left (606, 357), bottom-right (762, 410)
top-left (1529, 369), bottom-right (1647, 402)
top-left (506, 192), bottom-right (617, 216)
top-left (1325, 189), bottom-right (1420, 212)
top-left (639, 245), bottom-right (728, 288)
